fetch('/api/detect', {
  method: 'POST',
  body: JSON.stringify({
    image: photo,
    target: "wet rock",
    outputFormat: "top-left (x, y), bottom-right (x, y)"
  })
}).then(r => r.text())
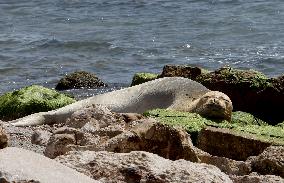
top-left (101, 119), bottom-right (199, 162)
top-left (158, 65), bottom-right (207, 79)
top-left (230, 173), bottom-right (284, 183)
top-left (197, 127), bottom-right (271, 161)
top-left (130, 72), bottom-right (158, 86)
top-left (0, 147), bottom-right (98, 183)
top-left (0, 126), bottom-right (8, 149)
top-left (251, 146), bottom-right (284, 178)
top-left (56, 151), bottom-right (233, 183)
top-left (0, 85), bottom-right (75, 120)
top-left (55, 71), bottom-right (107, 90)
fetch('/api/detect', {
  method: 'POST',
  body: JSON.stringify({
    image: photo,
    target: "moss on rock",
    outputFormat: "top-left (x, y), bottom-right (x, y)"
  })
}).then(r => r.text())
top-left (196, 66), bottom-right (271, 89)
top-left (0, 85), bottom-right (76, 120)
top-left (144, 109), bottom-right (284, 145)
top-left (131, 72), bottom-right (158, 86)
top-left (55, 71), bottom-right (107, 90)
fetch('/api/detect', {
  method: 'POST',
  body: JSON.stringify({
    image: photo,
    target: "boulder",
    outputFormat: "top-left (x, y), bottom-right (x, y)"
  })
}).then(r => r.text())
top-left (158, 65), bottom-right (208, 79)
top-left (196, 67), bottom-right (284, 124)
top-left (31, 130), bottom-right (52, 146)
top-left (55, 71), bottom-right (107, 90)
top-left (144, 109), bottom-right (284, 146)
top-left (197, 127), bottom-right (271, 161)
top-left (0, 147), bottom-right (99, 183)
top-left (230, 174), bottom-right (284, 183)
top-left (56, 151), bottom-right (233, 183)
top-left (0, 126), bottom-right (8, 149)
top-left (196, 149), bottom-right (251, 176)
top-left (251, 146), bottom-right (284, 178)
top-left (101, 119), bottom-right (199, 162)
top-left (0, 85), bottom-right (75, 120)
top-left (44, 127), bottom-right (86, 159)
top-left (130, 72), bottom-right (158, 86)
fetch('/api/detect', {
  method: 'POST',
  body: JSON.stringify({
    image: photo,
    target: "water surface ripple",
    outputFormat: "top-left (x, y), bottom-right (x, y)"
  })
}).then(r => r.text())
top-left (0, 0), bottom-right (283, 95)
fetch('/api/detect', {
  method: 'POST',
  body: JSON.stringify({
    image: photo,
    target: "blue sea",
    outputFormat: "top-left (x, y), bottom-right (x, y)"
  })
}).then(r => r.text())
top-left (0, 0), bottom-right (283, 96)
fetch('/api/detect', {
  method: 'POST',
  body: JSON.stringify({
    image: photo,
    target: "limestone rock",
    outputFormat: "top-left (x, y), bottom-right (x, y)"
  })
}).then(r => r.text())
top-left (101, 119), bottom-right (199, 162)
top-left (31, 130), bottom-right (52, 146)
top-left (197, 127), bottom-right (271, 161)
top-left (0, 147), bottom-right (99, 183)
top-left (66, 104), bottom-right (119, 129)
top-left (0, 126), bottom-right (8, 149)
top-left (44, 127), bottom-right (83, 158)
top-left (56, 151), bottom-right (233, 183)
top-left (251, 146), bottom-right (284, 178)
top-left (197, 149), bottom-right (252, 176)
top-left (55, 71), bottom-right (107, 90)
top-left (230, 174), bottom-right (284, 183)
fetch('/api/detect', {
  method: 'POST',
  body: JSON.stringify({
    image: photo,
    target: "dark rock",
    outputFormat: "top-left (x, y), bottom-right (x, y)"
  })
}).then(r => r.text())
top-left (196, 67), bottom-right (284, 124)
top-left (55, 71), bottom-right (107, 90)
top-left (197, 127), bottom-right (271, 161)
top-left (158, 65), bottom-right (206, 79)
top-left (251, 146), bottom-right (284, 178)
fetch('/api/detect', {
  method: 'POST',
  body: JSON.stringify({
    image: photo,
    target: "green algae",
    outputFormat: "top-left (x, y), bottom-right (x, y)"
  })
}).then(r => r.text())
top-left (131, 72), bottom-right (158, 86)
top-left (0, 85), bottom-right (76, 120)
top-left (196, 66), bottom-right (272, 89)
top-left (144, 109), bottom-right (284, 145)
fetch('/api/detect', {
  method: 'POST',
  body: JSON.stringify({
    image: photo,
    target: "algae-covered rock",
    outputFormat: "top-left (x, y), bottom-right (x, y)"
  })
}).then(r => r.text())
top-left (195, 66), bottom-right (284, 124)
top-left (130, 72), bottom-right (158, 86)
top-left (158, 65), bottom-right (209, 79)
top-left (0, 85), bottom-right (76, 120)
top-left (144, 109), bottom-right (284, 145)
top-left (55, 71), bottom-right (107, 90)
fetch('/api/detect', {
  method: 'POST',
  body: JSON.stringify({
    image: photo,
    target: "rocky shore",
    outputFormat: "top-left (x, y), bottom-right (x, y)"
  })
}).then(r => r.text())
top-left (0, 66), bottom-right (283, 183)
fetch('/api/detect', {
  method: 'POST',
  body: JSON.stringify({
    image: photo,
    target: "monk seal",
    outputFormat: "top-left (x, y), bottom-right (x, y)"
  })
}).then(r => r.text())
top-left (9, 77), bottom-right (232, 126)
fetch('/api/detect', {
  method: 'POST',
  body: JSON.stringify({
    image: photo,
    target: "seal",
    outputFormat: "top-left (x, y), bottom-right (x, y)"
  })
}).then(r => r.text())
top-left (9, 77), bottom-right (232, 126)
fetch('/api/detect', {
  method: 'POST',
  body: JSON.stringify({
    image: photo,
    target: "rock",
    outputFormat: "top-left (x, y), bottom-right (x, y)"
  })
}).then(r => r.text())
top-left (120, 113), bottom-right (145, 123)
top-left (102, 119), bottom-right (199, 162)
top-left (0, 147), bottom-right (99, 183)
top-left (56, 151), bottom-right (233, 183)
top-left (197, 127), bottom-right (272, 161)
top-left (0, 126), bottom-right (8, 149)
top-left (230, 174), bottom-right (284, 183)
top-left (144, 109), bottom-right (284, 146)
top-left (55, 71), bottom-right (107, 90)
top-left (31, 130), bottom-right (52, 146)
top-left (196, 66), bottom-right (284, 124)
top-left (0, 85), bottom-right (75, 120)
top-left (158, 65), bottom-right (208, 79)
top-left (44, 127), bottom-right (86, 159)
top-left (196, 149), bottom-right (252, 175)
top-left (130, 72), bottom-right (158, 86)
top-left (251, 146), bottom-right (284, 178)
top-left (66, 104), bottom-right (119, 129)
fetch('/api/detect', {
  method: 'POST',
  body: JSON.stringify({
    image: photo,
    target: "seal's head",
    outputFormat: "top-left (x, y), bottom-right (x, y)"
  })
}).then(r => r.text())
top-left (193, 91), bottom-right (233, 121)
